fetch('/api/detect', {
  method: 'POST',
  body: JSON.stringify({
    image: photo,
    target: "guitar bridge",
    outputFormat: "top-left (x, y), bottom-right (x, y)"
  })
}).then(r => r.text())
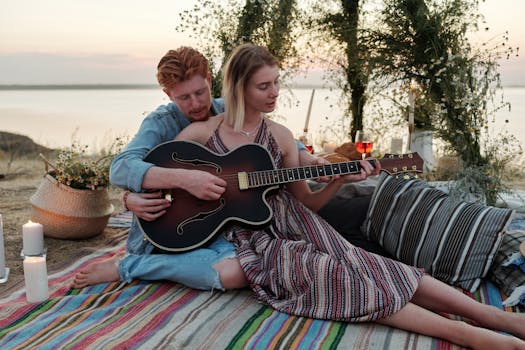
top-left (238, 172), bottom-right (248, 190)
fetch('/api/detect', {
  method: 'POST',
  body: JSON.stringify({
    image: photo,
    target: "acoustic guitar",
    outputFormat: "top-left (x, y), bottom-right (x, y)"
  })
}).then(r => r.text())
top-left (138, 140), bottom-right (423, 252)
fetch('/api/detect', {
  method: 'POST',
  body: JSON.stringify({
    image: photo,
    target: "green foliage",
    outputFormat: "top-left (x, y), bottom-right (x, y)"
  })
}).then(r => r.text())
top-left (49, 138), bottom-right (125, 190)
top-left (450, 129), bottom-right (524, 205)
top-left (306, 0), bottom-right (371, 140)
top-left (176, 0), bottom-right (299, 98)
top-left (175, 0), bottom-right (521, 205)
top-left (366, 0), bottom-right (520, 205)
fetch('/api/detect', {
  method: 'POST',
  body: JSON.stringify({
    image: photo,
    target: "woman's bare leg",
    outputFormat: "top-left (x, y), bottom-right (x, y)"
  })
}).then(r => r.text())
top-left (377, 302), bottom-right (525, 350)
top-left (410, 275), bottom-right (525, 339)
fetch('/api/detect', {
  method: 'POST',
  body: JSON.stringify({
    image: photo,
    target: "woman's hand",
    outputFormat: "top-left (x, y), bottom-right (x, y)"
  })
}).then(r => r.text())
top-left (300, 150), bottom-right (381, 183)
top-left (340, 158), bottom-right (381, 183)
top-left (125, 191), bottom-right (171, 221)
top-left (298, 150), bottom-right (332, 182)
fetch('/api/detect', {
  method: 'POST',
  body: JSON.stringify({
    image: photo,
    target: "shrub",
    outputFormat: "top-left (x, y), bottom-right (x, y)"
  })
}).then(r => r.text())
top-left (42, 138), bottom-right (125, 190)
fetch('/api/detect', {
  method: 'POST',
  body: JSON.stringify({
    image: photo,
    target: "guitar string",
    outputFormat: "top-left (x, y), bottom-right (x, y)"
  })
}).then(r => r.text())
top-left (170, 163), bottom-right (368, 191)
top-left (200, 161), bottom-right (385, 181)
top-left (166, 165), bottom-right (414, 199)
top-left (178, 160), bottom-right (392, 183)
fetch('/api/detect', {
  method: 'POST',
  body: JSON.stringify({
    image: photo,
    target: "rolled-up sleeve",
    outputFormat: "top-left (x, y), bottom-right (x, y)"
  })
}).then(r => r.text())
top-left (110, 104), bottom-right (190, 192)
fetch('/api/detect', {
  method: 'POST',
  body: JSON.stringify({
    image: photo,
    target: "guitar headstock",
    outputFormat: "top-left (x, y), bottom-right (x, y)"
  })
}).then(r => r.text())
top-left (378, 152), bottom-right (424, 175)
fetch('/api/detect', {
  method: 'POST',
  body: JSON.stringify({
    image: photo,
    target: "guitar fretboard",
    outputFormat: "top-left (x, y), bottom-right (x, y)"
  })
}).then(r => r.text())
top-left (238, 160), bottom-right (376, 189)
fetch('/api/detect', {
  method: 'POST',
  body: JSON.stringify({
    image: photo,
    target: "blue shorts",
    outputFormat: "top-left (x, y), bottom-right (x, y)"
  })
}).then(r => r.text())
top-left (118, 235), bottom-right (236, 291)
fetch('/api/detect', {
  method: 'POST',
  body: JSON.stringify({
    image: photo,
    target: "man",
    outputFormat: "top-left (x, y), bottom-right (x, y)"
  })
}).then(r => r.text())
top-left (72, 46), bottom-right (383, 291)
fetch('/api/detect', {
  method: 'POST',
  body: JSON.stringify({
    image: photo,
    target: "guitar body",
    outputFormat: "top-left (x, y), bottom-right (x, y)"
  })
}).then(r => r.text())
top-left (138, 141), bottom-right (278, 252)
top-left (138, 140), bottom-right (424, 252)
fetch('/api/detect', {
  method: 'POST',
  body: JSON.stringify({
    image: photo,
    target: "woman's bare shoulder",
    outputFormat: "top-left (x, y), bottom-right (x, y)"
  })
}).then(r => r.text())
top-left (265, 117), bottom-right (294, 140)
top-left (265, 117), bottom-right (297, 159)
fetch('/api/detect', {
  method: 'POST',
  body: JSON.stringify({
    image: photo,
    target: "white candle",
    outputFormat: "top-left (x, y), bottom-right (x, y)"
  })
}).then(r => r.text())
top-left (22, 220), bottom-right (44, 256)
top-left (303, 89), bottom-right (315, 133)
top-left (23, 256), bottom-right (49, 303)
top-left (408, 83), bottom-right (416, 126)
top-left (0, 214), bottom-right (5, 278)
top-left (407, 82), bottom-right (417, 150)
top-left (390, 138), bottom-right (404, 154)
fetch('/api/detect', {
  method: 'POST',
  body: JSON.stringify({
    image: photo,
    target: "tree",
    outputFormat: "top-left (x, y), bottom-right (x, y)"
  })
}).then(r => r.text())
top-left (178, 0), bottom-right (374, 141)
top-left (369, 0), bottom-right (520, 204)
top-left (310, 0), bottom-right (371, 140)
top-left (175, 0), bottom-right (521, 205)
top-left (177, 0), bottom-right (299, 97)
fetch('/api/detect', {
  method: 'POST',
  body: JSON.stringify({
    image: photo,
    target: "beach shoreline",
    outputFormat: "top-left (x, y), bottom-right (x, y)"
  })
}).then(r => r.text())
top-left (2, 86), bottom-right (524, 156)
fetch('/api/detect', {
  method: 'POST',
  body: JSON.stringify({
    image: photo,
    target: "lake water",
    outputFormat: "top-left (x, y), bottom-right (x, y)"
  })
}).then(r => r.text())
top-left (1, 86), bottom-right (524, 158)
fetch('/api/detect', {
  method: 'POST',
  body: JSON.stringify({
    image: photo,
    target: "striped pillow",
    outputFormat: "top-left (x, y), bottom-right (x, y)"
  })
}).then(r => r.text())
top-left (363, 173), bottom-right (514, 292)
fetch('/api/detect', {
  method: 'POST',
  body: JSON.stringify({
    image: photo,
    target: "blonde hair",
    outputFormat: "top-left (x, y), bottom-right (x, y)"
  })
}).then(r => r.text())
top-left (157, 47), bottom-right (209, 88)
top-left (222, 44), bottom-right (278, 132)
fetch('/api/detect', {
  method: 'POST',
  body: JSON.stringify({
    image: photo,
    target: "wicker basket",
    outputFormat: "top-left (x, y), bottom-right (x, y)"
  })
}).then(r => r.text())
top-left (30, 174), bottom-right (114, 239)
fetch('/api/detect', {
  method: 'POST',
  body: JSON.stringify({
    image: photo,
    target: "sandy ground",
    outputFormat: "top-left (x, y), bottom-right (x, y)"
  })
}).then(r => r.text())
top-left (0, 159), bottom-right (125, 291)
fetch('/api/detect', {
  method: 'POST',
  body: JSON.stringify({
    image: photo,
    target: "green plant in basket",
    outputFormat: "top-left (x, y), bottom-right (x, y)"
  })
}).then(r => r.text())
top-left (41, 138), bottom-right (125, 190)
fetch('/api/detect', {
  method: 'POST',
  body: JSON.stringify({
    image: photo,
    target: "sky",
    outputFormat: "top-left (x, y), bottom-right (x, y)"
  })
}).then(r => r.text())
top-left (1, 0), bottom-right (524, 86)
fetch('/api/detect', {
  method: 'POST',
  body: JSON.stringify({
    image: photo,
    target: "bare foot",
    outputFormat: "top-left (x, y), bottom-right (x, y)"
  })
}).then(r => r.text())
top-left (72, 257), bottom-right (120, 289)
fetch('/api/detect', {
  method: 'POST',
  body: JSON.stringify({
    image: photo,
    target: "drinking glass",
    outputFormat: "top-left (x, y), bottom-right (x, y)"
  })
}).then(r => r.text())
top-left (354, 130), bottom-right (373, 160)
top-left (299, 133), bottom-right (314, 154)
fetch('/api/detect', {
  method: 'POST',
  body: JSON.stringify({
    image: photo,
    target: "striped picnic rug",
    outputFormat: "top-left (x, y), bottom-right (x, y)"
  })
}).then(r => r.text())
top-left (0, 233), bottom-right (521, 350)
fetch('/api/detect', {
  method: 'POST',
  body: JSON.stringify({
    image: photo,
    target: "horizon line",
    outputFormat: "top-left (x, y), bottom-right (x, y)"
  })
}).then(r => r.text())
top-left (0, 83), bottom-right (524, 90)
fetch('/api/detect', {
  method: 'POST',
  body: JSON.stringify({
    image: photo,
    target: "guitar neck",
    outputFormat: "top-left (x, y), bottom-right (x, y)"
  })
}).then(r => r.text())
top-left (238, 159), bottom-right (374, 190)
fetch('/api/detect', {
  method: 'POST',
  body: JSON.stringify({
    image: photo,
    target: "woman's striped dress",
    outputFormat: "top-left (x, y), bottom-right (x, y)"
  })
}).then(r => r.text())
top-left (205, 119), bottom-right (424, 322)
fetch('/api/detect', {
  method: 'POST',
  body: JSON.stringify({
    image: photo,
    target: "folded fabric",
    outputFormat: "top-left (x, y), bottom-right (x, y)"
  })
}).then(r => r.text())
top-left (488, 230), bottom-right (525, 306)
top-left (502, 284), bottom-right (525, 307)
top-left (107, 210), bottom-right (133, 228)
top-left (499, 250), bottom-right (525, 306)
top-left (502, 251), bottom-right (525, 273)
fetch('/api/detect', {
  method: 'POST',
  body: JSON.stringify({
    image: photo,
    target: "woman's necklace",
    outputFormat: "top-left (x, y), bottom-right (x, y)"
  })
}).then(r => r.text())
top-left (238, 117), bottom-right (263, 137)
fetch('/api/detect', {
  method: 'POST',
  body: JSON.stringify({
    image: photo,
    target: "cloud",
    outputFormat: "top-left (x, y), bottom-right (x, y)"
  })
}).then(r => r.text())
top-left (0, 52), bottom-right (157, 85)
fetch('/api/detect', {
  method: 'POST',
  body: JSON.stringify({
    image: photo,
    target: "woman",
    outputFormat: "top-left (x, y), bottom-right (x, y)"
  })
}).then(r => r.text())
top-left (175, 43), bottom-right (525, 349)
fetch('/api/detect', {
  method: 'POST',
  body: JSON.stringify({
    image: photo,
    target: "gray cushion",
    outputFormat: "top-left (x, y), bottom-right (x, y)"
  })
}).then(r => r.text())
top-left (363, 173), bottom-right (514, 292)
